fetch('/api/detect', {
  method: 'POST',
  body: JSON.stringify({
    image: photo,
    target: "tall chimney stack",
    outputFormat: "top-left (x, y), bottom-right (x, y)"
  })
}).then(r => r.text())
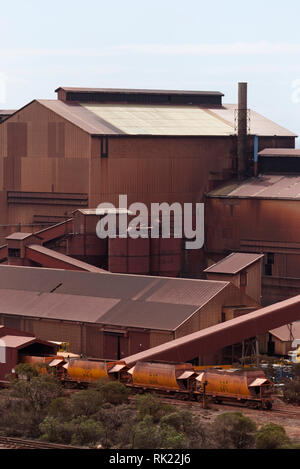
top-left (237, 82), bottom-right (248, 178)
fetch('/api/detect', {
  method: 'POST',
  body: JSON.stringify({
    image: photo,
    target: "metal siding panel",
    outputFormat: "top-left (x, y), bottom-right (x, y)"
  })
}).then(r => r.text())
top-left (85, 326), bottom-right (102, 357)
top-left (7, 122), bottom-right (27, 158)
top-left (103, 333), bottom-right (119, 360)
top-left (129, 331), bottom-right (150, 355)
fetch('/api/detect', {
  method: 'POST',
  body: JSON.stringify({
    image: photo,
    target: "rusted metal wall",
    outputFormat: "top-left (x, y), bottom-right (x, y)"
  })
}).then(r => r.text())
top-left (205, 196), bottom-right (300, 303)
top-left (0, 101), bottom-right (90, 236)
top-left (206, 261), bottom-right (262, 304)
top-left (89, 135), bottom-right (236, 208)
top-left (206, 197), bottom-right (300, 253)
top-left (175, 282), bottom-right (259, 342)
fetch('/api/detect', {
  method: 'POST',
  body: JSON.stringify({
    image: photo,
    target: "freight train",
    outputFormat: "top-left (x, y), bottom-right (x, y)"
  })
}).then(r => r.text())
top-left (19, 355), bottom-right (274, 410)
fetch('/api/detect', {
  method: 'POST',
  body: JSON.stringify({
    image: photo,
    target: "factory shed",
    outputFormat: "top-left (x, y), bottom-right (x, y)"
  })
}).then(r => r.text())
top-left (0, 85), bottom-right (296, 267)
top-left (123, 295), bottom-right (300, 365)
top-left (267, 322), bottom-right (300, 356)
top-left (0, 327), bottom-right (56, 380)
top-left (205, 174), bottom-right (300, 305)
top-left (205, 253), bottom-right (264, 304)
top-left (258, 148), bottom-right (300, 173)
top-left (0, 265), bottom-right (259, 362)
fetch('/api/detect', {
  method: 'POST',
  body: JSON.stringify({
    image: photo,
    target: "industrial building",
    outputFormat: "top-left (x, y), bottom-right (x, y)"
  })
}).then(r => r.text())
top-left (0, 325), bottom-right (56, 380)
top-left (0, 85), bottom-right (296, 276)
top-left (205, 173), bottom-right (300, 305)
top-left (268, 322), bottom-right (300, 357)
top-left (0, 264), bottom-right (260, 364)
top-left (0, 83), bottom-right (299, 368)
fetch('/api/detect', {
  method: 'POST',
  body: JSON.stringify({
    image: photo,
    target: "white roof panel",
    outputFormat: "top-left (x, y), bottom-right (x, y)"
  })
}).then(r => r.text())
top-left (83, 104), bottom-right (234, 136)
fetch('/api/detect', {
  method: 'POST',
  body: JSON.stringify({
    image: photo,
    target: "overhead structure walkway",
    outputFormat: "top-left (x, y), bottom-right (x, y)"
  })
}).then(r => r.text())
top-left (124, 296), bottom-right (300, 365)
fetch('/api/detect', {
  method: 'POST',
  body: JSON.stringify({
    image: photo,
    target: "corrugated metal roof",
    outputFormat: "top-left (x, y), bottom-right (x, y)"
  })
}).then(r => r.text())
top-left (0, 265), bottom-right (228, 304)
top-left (0, 289), bottom-right (120, 324)
top-left (270, 322), bottom-right (300, 342)
top-left (258, 148), bottom-right (300, 157)
top-left (55, 87), bottom-right (224, 96)
top-left (0, 266), bottom-right (230, 331)
top-left (204, 253), bottom-right (264, 275)
top-left (123, 295), bottom-right (300, 365)
top-left (6, 232), bottom-right (34, 240)
top-left (37, 100), bottom-right (123, 135)
top-left (25, 100), bottom-right (295, 138)
top-left (145, 278), bottom-right (228, 306)
top-left (0, 289), bottom-right (198, 330)
top-left (207, 175), bottom-right (300, 200)
top-left (27, 245), bottom-right (107, 273)
top-left (99, 299), bottom-right (198, 330)
top-left (210, 104), bottom-right (296, 137)
top-left (83, 104), bottom-right (234, 136)
top-left (0, 335), bottom-right (34, 348)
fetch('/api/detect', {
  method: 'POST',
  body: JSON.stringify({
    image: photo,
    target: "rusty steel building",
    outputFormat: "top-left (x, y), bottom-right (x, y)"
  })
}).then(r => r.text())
top-left (0, 264), bottom-right (260, 364)
top-left (0, 86), bottom-right (296, 274)
top-left (0, 325), bottom-right (56, 380)
top-left (205, 155), bottom-right (300, 305)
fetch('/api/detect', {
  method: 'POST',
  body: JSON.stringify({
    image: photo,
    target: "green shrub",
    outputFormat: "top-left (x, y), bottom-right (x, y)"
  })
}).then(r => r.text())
top-left (212, 412), bottom-right (257, 449)
top-left (14, 363), bottom-right (39, 380)
top-left (255, 423), bottom-right (292, 449)
top-left (70, 389), bottom-right (104, 417)
top-left (135, 394), bottom-right (174, 423)
top-left (282, 378), bottom-right (300, 405)
top-left (94, 380), bottom-right (130, 405)
top-left (40, 415), bottom-right (105, 447)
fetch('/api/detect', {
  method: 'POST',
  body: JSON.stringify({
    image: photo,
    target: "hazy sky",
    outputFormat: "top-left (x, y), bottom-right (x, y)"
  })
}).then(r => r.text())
top-left (1, 0), bottom-right (300, 143)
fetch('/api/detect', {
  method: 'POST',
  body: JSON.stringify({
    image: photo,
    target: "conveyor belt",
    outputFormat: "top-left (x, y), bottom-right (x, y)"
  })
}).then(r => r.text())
top-left (124, 295), bottom-right (300, 365)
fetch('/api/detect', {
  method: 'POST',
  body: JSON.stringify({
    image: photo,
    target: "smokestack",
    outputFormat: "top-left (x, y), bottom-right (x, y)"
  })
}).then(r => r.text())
top-left (237, 82), bottom-right (248, 178)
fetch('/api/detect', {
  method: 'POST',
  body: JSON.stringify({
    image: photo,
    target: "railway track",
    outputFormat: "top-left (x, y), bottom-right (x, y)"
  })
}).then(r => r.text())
top-left (150, 394), bottom-right (300, 417)
top-left (0, 436), bottom-right (87, 449)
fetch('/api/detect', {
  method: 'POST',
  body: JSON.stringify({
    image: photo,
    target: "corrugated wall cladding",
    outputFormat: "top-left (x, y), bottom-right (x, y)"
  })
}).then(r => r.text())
top-left (174, 282), bottom-right (259, 339)
top-left (7, 123), bottom-right (27, 158)
top-left (0, 100), bottom-right (90, 231)
top-left (89, 135), bottom-right (236, 208)
top-left (26, 318), bottom-right (83, 354)
top-left (205, 198), bottom-right (300, 253)
top-left (85, 326), bottom-right (103, 357)
top-left (0, 101), bottom-right (91, 160)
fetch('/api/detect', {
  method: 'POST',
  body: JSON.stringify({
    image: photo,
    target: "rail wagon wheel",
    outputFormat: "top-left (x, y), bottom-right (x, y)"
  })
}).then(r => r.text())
top-left (264, 400), bottom-right (272, 410)
top-left (214, 398), bottom-right (222, 404)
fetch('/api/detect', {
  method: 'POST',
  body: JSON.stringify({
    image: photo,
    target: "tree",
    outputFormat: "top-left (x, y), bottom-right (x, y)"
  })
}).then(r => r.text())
top-left (13, 363), bottom-right (39, 380)
top-left (11, 374), bottom-right (62, 413)
top-left (70, 416), bottom-right (105, 446)
top-left (93, 403), bottom-right (137, 448)
top-left (135, 394), bottom-right (174, 423)
top-left (212, 412), bottom-right (257, 449)
top-left (70, 389), bottom-right (104, 417)
top-left (160, 409), bottom-right (210, 449)
top-left (282, 378), bottom-right (300, 405)
top-left (39, 416), bottom-right (74, 444)
top-left (133, 415), bottom-right (163, 449)
top-left (255, 423), bottom-right (292, 449)
top-left (40, 415), bottom-right (105, 446)
top-left (48, 397), bottom-right (73, 421)
top-left (93, 379), bottom-right (130, 405)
